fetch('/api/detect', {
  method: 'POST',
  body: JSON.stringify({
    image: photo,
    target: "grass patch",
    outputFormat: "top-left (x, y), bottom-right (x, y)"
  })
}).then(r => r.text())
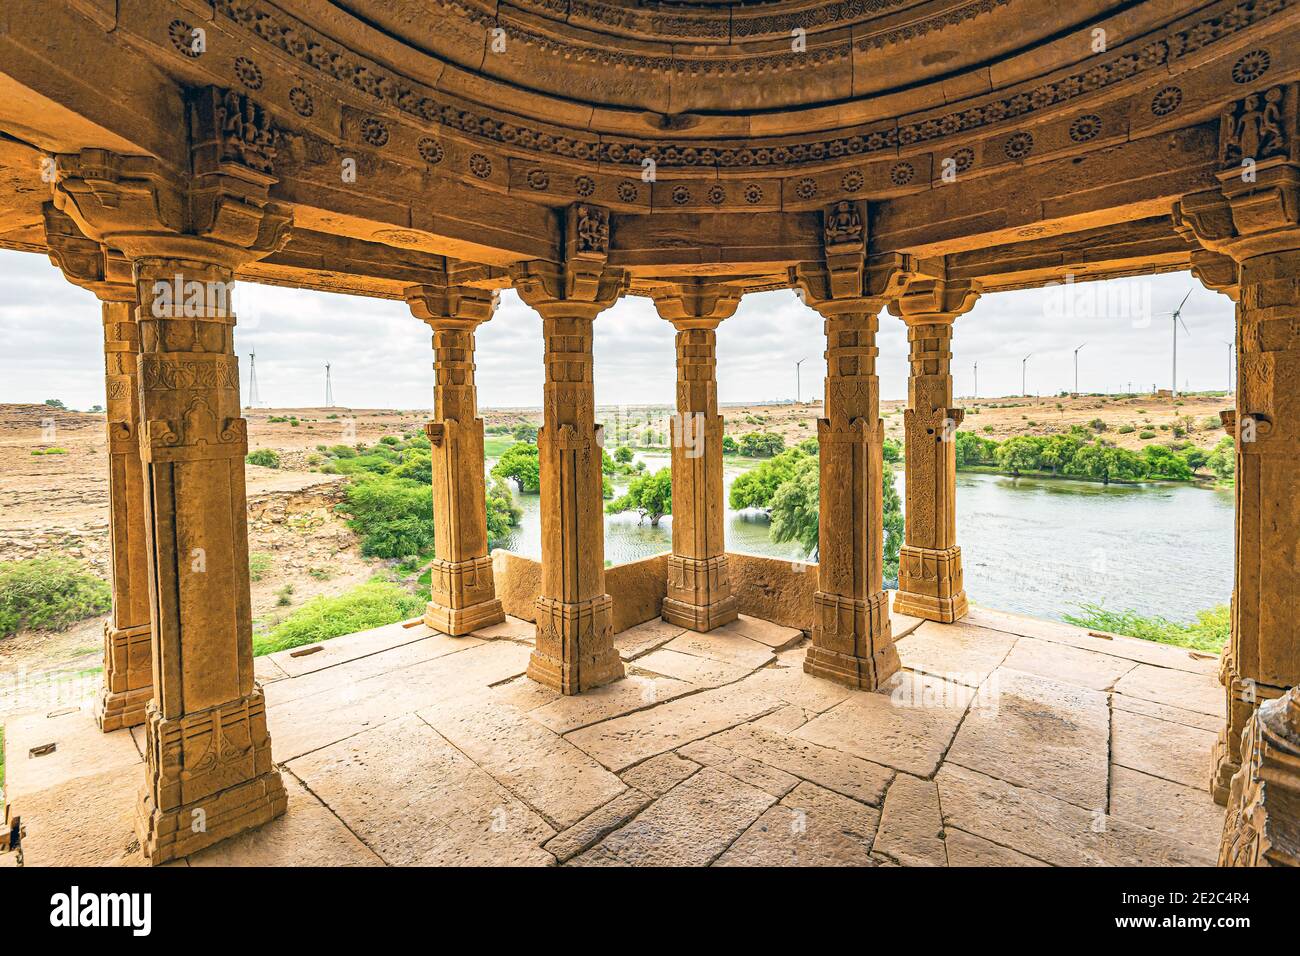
top-left (251, 577), bottom-right (423, 656)
top-left (1063, 603), bottom-right (1229, 653)
top-left (0, 557), bottom-right (111, 638)
top-left (248, 552), bottom-right (272, 583)
top-left (246, 448), bottom-right (281, 468)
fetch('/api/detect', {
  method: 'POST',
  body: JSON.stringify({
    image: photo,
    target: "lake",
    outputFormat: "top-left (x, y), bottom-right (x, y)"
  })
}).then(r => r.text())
top-left (488, 451), bottom-right (1236, 624)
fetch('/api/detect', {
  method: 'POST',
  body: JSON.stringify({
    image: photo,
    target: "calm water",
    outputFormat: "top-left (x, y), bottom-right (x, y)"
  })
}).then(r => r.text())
top-left (489, 453), bottom-right (1235, 623)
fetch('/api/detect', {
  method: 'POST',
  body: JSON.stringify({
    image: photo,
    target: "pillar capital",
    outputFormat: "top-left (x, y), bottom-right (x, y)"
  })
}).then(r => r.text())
top-left (405, 263), bottom-right (499, 330)
top-left (649, 278), bottom-right (743, 329)
top-left (1189, 249), bottom-right (1241, 302)
top-left (792, 252), bottom-right (917, 317)
top-left (42, 205), bottom-right (135, 303)
top-left (895, 278), bottom-right (982, 325)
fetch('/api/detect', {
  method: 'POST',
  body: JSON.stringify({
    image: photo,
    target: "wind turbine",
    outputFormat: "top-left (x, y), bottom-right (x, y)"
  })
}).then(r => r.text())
top-left (1021, 353), bottom-right (1033, 397)
top-left (1160, 289), bottom-right (1193, 397)
top-left (794, 357), bottom-right (807, 404)
top-left (972, 361), bottom-right (978, 400)
top-left (1073, 342), bottom-right (1087, 396)
top-left (1222, 339), bottom-right (1235, 395)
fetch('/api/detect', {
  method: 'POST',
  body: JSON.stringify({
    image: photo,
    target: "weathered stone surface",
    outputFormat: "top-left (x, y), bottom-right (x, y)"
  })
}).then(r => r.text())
top-left (268, 620), bottom-right (433, 677)
top-left (11, 765), bottom-right (141, 867)
top-left (1000, 635), bottom-right (1136, 691)
top-left (795, 671), bottom-right (974, 777)
top-left (1111, 693), bottom-right (1222, 732)
top-left (1112, 709), bottom-right (1215, 789)
top-left (543, 789), bottom-right (653, 863)
top-left (937, 764), bottom-right (1212, 866)
top-left (418, 698), bottom-right (626, 829)
top-left (735, 647), bottom-right (853, 712)
top-left (254, 656), bottom-right (289, 684)
top-left (945, 828), bottom-right (1048, 867)
top-left (472, 614), bottom-right (535, 642)
top-left (3, 708), bottom-right (140, 802)
top-left (619, 752), bottom-right (700, 797)
top-left (187, 773), bottom-right (384, 866)
top-left (524, 674), bottom-right (694, 734)
top-left (288, 714), bottom-right (554, 866)
top-left (572, 768), bottom-right (775, 866)
top-left (663, 629), bottom-right (775, 669)
top-left (874, 773), bottom-right (947, 866)
top-left (1110, 765), bottom-right (1224, 850)
top-left (752, 703), bottom-right (814, 733)
top-left (716, 782), bottom-right (880, 866)
top-left (614, 618), bottom-right (686, 661)
top-left (633, 648), bottom-right (753, 687)
top-left (1114, 663), bottom-right (1223, 717)
top-left (606, 552), bottom-right (671, 633)
top-left (719, 614), bottom-right (803, 651)
top-left (712, 724), bottom-right (893, 806)
top-left (564, 683), bottom-right (780, 771)
top-left (718, 753), bottom-right (801, 798)
top-left (491, 550), bottom-right (542, 623)
top-left (945, 669), bottom-right (1110, 809)
top-left (894, 620), bottom-right (1016, 686)
top-left (726, 552), bottom-right (816, 632)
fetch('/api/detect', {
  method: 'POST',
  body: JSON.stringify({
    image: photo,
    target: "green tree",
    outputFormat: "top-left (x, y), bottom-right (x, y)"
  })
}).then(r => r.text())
top-left (882, 437), bottom-right (902, 463)
top-left (43, 398), bottom-right (67, 410)
top-left (391, 449), bottom-right (432, 483)
top-left (1069, 442), bottom-right (1146, 485)
top-left (954, 430), bottom-right (998, 466)
top-left (729, 447), bottom-right (809, 509)
top-left (738, 431), bottom-right (786, 457)
top-left (336, 477), bottom-right (434, 559)
top-left (606, 468), bottom-right (672, 525)
top-left (614, 445), bottom-right (634, 464)
top-left (1207, 436), bottom-right (1235, 480)
top-left (995, 436), bottom-right (1043, 477)
top-left (491, 441), bottom-right (540, 493)
top-left (511, 422), bottom-right (538, 442)
top-left (1142, 444), bottom-right (1193, 480)
top-left (722, 435), bottom-right (738, 454)
top-left (1038, 434), bottom-right (1083, 476)
top-left (485, 475), bottom-right (522, 541)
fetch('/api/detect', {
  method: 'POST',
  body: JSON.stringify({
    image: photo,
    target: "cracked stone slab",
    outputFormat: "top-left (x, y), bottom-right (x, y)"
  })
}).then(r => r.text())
top-left (999, 635), bottom-right (1136, 691)
top-left (751, 703), bottom-right (814, 733)
top-left (1111, 708), bottom-right (1215, 789)
top-left (710, 724), bottom-right (893, 806)
top-left (1109, 765), bottom-right (1224, 851)
top-left (945, 668), bottom-right (1110, 810)
top-left (254, 655), bottom-right (289, 684)
top-left (716, 614), bottom-right (804, 651)
top-left (564, 683), bottom-right (781, 772)
top-left (471, 614), bottom-right (535, 642)
top-left (187, 772), bottom-right (384, 866)
top-left (873, 774), bottom-right (947, 867)
top-left (288, 714), bottom-right (554, 866)
top-left (715, 781), bottom-right (880, 866)
top-left (794, 671), bottom-right (975, 777)
top-left (1113, 664), bottom-right (1223, 717)
top-left (571, 768), bottom-right (775, 866)
top-left (936, 763), bottom-right (1213, 866)
top-left (543, 789), bottom-right (653, 863)
top-left (613, 618), bottom-right (686, 660)
top-left (619, 752), bottom-right (700, 797)
top-left (3, 708), bottom-right (140, 803)
top-left (945, 828), bottom-right (1048, 867)
top-left (418, 698), bottom-right (626, 830)
top-left (523, 674), bottom-right (695, 734)
top-left (1111, 693), bottom-right (1222, 732)
top-left (895, 620), bottom-right (1017, 687)
top-left (735, 647), bottom-right (853, 713)
top-left (267, 619), bottom-right (436, 678)
top-left (632, 648), bottom-right (753, 687)
top-left (663, 629), bottom-right (775, 670)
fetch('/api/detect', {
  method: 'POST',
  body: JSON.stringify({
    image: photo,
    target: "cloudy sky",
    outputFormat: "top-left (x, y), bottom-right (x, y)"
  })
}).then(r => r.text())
top-left (0, 248), bottom-right (1236, 411)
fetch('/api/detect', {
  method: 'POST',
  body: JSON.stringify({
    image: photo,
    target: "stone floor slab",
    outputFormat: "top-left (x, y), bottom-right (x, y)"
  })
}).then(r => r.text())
top-left (471, 614), bottom-right (535, 642)
top-left (873, 774), bottom-right (947, 866)
top-left (543, 789), bottom-right (654, 863)
top-left (895, 620), bottom-right (1017, 687)
top-left (418, 698), bottom-right (626, 830)
top-left (1113, 664), bottom-right (1223, 717)
top-left (3, 707), bottom-right (140, 803)
top-left (1111, 693), bottom-right (1222, 732)
top-left (572, 768), bottom-right (775, 866)
top-left (944, 828), bottom-right (1049, 867)
top-left (794, 671), bottom-right (974, 778)
top-left (525, 674), bottom-right (695, 734)
top-left (613, 618), bottom-right (686, 661)
top-left (711, 724), bottom-right (893, 806)
top-left (563, 683), bottom-right (780, 772)
top-left (631, 648), bottom-right (752, 687)
top-left (1000, 636), bottom-right (1136, 691)
top-left (1111, 708), bottom-right (1215, 790)
top-left (12, 764), bottom-right (141, 866)
top-left (936, 764), bottom-right (1212, 866)
top-left (715, 781), bottom-right (879, 866)
top-left (663, 629), bottom-right (775, 670)
top-left (716, 614), bottom-right (803, 651)
top-left (946, 668), bottom-right (1110, 810)
top-left (288, 714), bottom-right (554, 866)
top-left (1109, 765), bottom-right (1224, 851)
top-left (267, 619), bottom-right (434, 677)
top-left (734, 647), bottom-right (853, 713)
top-left (618, 752), bottom-right (700, 797)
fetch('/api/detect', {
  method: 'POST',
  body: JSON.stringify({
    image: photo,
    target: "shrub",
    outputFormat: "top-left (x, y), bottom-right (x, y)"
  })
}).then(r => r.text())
top-left (1089, 418), bottom-right (1107, 432)
top-left (737, 431), bottom-right (785, 457)
top-left (511, 422), bottom-right (539, 442)
top-left (248, 552), bottom-right (272, 583)
top-left (614, 445), bottom-right (634, 464)
top-left (491, 442), bottom-right (541, 493)
top-left (486, 476), bottom-right (522, 542)
top-left (0, 557), bottom-right (111, 637)
top-left (1117, 424), bottom-right (1135, 434)
top-left (882, 437), bottom-right (902, 463)
top-left (246, 448), bottom-right (281, 468)
top-left (252, 578), bottom-right (424, 656)
top-left (336, 476), bottom-right (434, 559)
top-left (721, 435), bottom-right (738, 454)
top-left (1139, 430), bottom-right (1156, 440)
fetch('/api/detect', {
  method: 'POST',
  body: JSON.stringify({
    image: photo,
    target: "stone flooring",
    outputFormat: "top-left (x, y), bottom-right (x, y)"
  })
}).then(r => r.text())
top-left (3, 599), bottom-right (1226, 866)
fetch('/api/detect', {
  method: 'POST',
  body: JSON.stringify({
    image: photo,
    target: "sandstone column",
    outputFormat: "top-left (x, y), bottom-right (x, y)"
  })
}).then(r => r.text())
top-left (1174, 81), bottom-right (1300, 804)
top-left (44, 206), bottom-right (153, 731)
top-left (406, 266), bottom-right (505, 635)
top-left (651, 280), bottom-right (740, 631)
top-left (510, 204), bottom-right (625, 694)
top-left (893, 279), bottom-right (980, 623)
top-left (794, 201), bottom-right (915, 688)
top-left (52, 89), bottom-right (293, 862)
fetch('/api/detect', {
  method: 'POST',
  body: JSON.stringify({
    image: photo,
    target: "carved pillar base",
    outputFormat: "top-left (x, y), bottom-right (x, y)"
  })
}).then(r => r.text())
top-left (1212, 676), bottom-right (1290, 804)
top-left (805, 591), bottom-right (899, 690)
top-left (663, 554), bottom-right (738, 631)
top-left (95, 621), bottom-right (153, 731)
top-left (136, 690), bottom-right (285, 865)
top-left (529, 594), bottom-right (622, 695)
top-left (894, 545), bottom-right (969, 623)
top-left (1218, 686), bottom-right (1300, 867)
top-left (424, 555), bottom-right (504, 635)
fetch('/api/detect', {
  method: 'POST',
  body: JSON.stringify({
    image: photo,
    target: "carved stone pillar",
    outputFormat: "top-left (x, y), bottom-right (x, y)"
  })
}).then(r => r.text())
top-left (651, 280), bottom-right (740, 631)
top-left (893, 279), bottom-right (980, 623)
top-left (52, 90), bottom-right (293, 863)
top-left (1173, 81), bottom-right (1300, 805)
top-left (510, 204), bottom-right (625, 694)
top-left (44, 206), bottom-right (152, 731)
top-left (793, 202), bottom-right (915, 688)
top-left (406, 266), bottom-right (505, 636)
top-left (1219, 686), bottom-right (1300, 867)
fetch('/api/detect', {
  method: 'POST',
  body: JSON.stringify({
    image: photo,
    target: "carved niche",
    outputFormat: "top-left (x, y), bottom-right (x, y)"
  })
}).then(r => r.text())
top-left (192, 86), bottom-right (281, 176)
top-left (1220, 84), bottom-right (1295, 169)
